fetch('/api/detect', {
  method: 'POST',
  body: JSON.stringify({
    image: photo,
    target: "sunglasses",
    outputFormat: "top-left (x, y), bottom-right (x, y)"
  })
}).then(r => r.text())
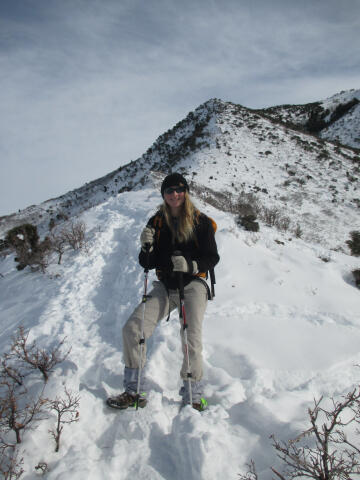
top-left (164, 186), bottom-right (186, 195)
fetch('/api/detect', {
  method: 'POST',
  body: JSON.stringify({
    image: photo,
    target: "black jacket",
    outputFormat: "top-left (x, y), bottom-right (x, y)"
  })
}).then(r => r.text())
top-left (139, 211), bottom-right (220, 290)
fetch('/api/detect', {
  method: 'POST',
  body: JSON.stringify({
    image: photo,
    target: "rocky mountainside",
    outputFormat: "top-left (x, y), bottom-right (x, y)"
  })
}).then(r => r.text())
top-left (1, 91), bottom-right (359, 250)
top-left (262, 89), bottom-right (360, 148)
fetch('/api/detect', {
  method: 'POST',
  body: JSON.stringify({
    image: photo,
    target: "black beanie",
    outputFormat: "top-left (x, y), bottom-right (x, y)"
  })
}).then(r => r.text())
top-left (161, 173), bottom-right (189, 197)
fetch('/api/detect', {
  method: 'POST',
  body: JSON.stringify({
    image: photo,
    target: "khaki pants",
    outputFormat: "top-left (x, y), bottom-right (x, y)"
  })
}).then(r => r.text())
top-left (122, 279), bottom-right (208, 382)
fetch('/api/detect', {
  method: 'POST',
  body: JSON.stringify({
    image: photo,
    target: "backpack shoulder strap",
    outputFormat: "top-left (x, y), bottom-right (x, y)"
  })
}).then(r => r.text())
top-left (148, 212), bottom-right (163, 245)
top-left (209, 217), bottom-right (217, 233)
top-left (208, 217), bottom-right (217, 298)
top-left (196, 214), bottom-right (217, 299)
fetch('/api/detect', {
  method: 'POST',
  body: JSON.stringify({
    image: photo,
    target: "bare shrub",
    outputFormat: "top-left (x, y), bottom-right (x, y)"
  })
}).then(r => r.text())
top-left (239, 460), bottom-right (258, 480)
top-left (27, 237), bottom-right (52, 273)
top-left (1, 357), bottom-right (24, 387)
top-left (261, 206), bottom-right (281, 227)
top-left (271, 389), bottom-right (360, 479)
top-left (6, 326), bottom-right (71, 383)
top-left (60, 221), bottom-right (87, 251)
top-left (275, 215), bottom-right (291, 232)
top-left (0, 327), bottom-right (76, 477)
top-left (0, 379), bottom-right (47, 444)
top-left (48, 219), bottom-right (88, 264)
top-left (293, 224), bottom-right (303, 238)
top-left (47, 387), bottom-right (80, 452)
top-left (236, 192), bottom-right (262, 217)
top-left (241, 388), bottom-right (360, 480)
top-left (0, 443), bottom-right (23, 480)
top-left (49, 230), bottom-right (67, 265)
top-left (189, 182), bottom-right (293, 235)
top-left (189, 182), bottom-right (234, 212)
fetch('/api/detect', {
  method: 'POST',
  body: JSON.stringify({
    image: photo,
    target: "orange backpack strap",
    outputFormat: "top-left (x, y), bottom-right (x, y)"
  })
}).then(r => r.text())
top-left (150, 213), bottom-right (163, 245)
top-left (209, 217), bottom-right (217, 233)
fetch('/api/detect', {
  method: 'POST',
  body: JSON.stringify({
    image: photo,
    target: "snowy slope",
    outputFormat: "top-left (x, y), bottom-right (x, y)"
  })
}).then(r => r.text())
top-left (319, 90), bottom-right (360, 148)
top-left (1, 95), bottom-right (359, 254)
top-left (263, 89), bottom-right (360, 149)
top-left (1, 186), bottom-right (360, 479)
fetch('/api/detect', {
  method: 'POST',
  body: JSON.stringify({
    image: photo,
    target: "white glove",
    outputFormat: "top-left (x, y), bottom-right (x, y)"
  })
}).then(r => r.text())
top-left (140, 227), bottom-right (155, 251)
top-left (171, 255), bottom-right (198, 274)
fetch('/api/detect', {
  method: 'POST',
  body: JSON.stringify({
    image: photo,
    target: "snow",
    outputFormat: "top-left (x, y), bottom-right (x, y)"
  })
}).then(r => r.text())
top-left (1, 186), bottom-right (360, 479)
top-left (319, 89), bottom-right (360, 148)
top-left (2, 89), bottom-right (359, 253)
top-left (262, 88), bottom-right (360, 149)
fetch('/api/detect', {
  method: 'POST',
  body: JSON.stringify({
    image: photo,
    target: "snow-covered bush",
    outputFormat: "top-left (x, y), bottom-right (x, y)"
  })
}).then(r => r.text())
top-left (5, 224), bottom-right (52, 272)
top-left (5, 220), bottom-right (89, 271)
top-left (5, 224), bottom-right (39, 253)
top-left (352, 269), bottom-right (360, 288)
top-left (0, 239), bottom-right (9, 253)
top-left (293, 224), bottom-right (303, 238)
top-left (346, 231), bottom-right (360, 256)
top-left (235, 193), bottom-right (260, 232)
top-left (236, 215), bottom-right (260, 232)
top-left (261, 206), bottom-right (281, 227)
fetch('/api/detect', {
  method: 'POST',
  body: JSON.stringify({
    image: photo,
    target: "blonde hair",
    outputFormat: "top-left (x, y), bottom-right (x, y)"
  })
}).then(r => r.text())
top-left (160, 191), bottom-right (200, 243)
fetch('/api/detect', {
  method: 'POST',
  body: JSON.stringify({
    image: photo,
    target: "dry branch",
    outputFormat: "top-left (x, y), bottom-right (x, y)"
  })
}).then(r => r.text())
top-left (270, 389), bottom-right (360, 480)
top-left (0, 379), bottom-right (47, 444)
top-left (8, 327), bottom-right (71, 383)
top-left (47, 387), bottom-right (80, 452)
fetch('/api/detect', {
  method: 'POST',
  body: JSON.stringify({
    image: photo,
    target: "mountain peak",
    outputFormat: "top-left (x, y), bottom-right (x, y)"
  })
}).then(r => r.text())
top-left (1, 89), bottom-right (359, 253)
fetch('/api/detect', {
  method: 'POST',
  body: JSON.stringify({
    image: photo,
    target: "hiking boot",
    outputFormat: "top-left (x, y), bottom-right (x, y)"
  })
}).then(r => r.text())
top-left (106, 391), bottom-right (147, 410)
top-left (192, 398), bottom-right (208, 412)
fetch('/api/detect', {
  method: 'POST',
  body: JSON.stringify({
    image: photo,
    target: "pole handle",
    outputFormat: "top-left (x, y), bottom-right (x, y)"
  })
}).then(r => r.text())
top-left (173, 250), bottom-right (184, 299)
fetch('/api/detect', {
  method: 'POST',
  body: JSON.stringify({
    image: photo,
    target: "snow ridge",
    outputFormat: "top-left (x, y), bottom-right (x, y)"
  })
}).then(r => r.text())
top-left (1, 186), bottom-right (360, 479)
top-left (263, 89), bottom-right (360, 149)
top-left (0, 89), bottom-right (360, 478)
top-left (1, 89), bottom-right (359, 252)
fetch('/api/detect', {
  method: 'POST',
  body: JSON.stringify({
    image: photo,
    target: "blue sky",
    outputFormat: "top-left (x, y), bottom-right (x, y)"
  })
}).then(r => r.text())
top-left (0, 0), bottom-right (359, 216)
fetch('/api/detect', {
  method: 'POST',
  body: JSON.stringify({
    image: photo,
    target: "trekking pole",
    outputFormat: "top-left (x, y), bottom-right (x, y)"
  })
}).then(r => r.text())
top-left (173, 250), bottom-right (193, 406)
top-left (135, 243), bottom-right (150, 410)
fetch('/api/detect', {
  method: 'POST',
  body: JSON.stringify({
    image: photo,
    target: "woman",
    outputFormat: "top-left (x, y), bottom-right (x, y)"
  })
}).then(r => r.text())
top-left (107, 173), bottom-right (219, 411)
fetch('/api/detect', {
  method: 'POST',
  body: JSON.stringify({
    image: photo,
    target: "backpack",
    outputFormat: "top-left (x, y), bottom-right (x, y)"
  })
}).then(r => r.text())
top-left (151, 213), bottom-right (217, 299)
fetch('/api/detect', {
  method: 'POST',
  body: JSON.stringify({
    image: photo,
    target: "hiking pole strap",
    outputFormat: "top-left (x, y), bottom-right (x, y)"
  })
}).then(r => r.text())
top-left (210, 268), bottom-right (216, 298)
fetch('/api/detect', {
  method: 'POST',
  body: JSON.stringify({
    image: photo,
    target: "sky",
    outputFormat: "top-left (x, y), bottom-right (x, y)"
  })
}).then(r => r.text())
top-left (0, 0), bottom-right (359, 217)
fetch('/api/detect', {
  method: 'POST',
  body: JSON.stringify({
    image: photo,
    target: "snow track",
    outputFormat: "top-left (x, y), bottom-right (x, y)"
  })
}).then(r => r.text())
top-left (0, 188), bottom-right (360, 479)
